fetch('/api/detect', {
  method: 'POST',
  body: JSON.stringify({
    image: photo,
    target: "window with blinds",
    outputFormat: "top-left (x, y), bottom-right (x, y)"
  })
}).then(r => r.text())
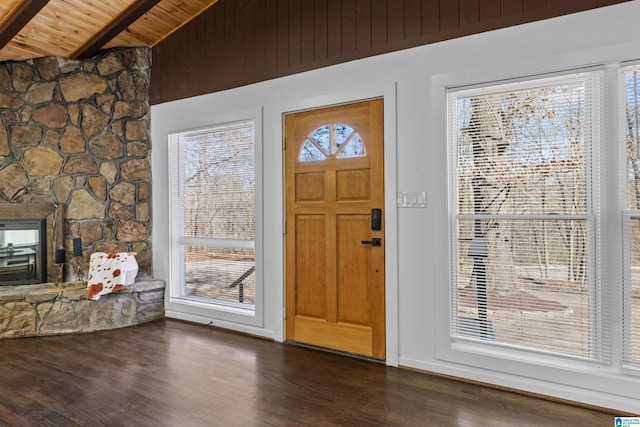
top-left (169, 120), bottom-right (255, 310)
top-left (623, 65), bottom-right (640, 368)
top-left (447, 72), bottom-right (604, 360)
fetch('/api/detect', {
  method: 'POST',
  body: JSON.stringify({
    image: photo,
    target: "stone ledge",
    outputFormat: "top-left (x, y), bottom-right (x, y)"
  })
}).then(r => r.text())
top-left (0, 278), bottom-right (164, 339)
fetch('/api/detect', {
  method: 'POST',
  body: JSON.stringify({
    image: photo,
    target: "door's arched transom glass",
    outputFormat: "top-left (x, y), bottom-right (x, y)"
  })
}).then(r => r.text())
top-left (299, 123), bottom-right (366, 161)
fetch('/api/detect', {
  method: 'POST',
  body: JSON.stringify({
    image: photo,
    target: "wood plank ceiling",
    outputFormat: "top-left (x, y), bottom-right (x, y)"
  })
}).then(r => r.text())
top-left (0, 0), bottom-right (218, 62)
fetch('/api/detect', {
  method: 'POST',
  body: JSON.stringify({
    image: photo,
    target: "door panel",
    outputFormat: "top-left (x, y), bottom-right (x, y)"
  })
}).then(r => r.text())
top-left (336, 169), bottom-right (370, 201)
top-left (295, 173), bottom-right (325, 202)
top-left (293, 317), bottom-right (373, 356)
top-left (285, 99), bottom-right (384, 359)
top-left (295, 215), bottom-right (326, 318)
top-left (337, 214), bottom-right (371, 325)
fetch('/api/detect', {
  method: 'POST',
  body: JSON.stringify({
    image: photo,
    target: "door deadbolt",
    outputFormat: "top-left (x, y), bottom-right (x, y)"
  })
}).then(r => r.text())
top-left (371, 208), bottom-right (381, 230)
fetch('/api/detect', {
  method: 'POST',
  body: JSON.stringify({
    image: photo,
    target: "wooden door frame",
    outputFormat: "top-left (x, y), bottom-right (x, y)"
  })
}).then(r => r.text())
top-left (278, 87), bottom-right (399, 366)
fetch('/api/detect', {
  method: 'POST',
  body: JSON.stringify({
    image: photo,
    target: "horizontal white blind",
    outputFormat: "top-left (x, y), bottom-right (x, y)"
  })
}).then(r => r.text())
top-left (169, 121), bottom-right (255, 308)
top-left (448, 72), bottom-right (605, 360)
top-left (623, 65), bottom-right (640, 368)
top-left (180, 123), bottom-right (255, 241)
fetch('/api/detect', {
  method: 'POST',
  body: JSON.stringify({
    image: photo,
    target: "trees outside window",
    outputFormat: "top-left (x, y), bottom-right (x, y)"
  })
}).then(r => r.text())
top-left (170, 121), bottom-right (256, 310)
top-left (448, 73), bottom-right (600, 359)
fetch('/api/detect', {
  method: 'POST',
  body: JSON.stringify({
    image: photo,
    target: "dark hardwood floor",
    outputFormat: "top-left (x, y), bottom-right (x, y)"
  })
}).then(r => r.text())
top-left (0, 319), bottom-right (615, 426)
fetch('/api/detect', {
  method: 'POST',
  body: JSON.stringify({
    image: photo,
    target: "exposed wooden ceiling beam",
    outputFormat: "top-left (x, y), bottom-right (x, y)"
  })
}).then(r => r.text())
top-left (71, 0), bottom-right (161, 59)
top-left (0, 0), bottom-right (49, 51)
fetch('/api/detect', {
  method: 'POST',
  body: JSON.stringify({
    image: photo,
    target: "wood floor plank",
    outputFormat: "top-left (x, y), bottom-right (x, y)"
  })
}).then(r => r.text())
top-left (0, 319), bottom-right (615, 426)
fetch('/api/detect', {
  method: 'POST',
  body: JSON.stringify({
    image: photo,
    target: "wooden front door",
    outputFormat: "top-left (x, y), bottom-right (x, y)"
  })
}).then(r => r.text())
top-left (285, 99), bottom-right (385, 359)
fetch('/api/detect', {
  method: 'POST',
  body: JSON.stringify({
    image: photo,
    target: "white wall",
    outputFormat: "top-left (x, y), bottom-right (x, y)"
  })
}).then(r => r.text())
top-left (152, 2), bottom-right (640, 413)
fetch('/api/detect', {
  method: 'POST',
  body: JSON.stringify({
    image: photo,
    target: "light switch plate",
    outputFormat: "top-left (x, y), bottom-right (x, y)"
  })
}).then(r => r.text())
top-left (397, 190), bottom-right (426, 208)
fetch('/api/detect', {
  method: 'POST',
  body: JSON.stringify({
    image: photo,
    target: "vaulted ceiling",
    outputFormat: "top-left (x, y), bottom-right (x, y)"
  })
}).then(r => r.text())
top-left (0, 0), bottom-right (218, 63)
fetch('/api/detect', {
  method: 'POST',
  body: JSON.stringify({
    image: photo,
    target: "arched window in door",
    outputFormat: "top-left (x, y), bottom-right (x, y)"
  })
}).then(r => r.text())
top-left (299, 123), bottom-right (366, 162)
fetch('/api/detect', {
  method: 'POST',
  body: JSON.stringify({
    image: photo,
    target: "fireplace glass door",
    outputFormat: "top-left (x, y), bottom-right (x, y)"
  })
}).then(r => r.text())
top-left (0, 220), bottom-right (46, 285)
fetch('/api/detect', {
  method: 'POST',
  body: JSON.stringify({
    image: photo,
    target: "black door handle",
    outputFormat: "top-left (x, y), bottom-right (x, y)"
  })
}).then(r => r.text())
top-left (361, 238), bottom-right (381, 247)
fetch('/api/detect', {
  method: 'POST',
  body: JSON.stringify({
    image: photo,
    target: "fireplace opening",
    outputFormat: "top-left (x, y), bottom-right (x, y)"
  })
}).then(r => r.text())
top-left (0, 219), bottom-right (46, 285)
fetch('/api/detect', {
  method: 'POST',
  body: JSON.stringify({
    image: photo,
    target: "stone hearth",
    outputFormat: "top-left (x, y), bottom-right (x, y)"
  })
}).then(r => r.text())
top-left (0, 279), bottom-right (164, 339)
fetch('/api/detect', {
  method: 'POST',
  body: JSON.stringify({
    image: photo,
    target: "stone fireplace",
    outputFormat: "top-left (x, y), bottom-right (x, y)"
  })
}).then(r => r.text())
top-left (0, 203), bottom-right (62, 285)
top-left (0, 47), bottom-right (152, 270)
top-left (0, 47), bottom-right (164, 338)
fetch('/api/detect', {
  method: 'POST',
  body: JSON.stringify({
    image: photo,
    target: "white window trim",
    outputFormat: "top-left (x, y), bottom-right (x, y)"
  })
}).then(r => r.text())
top-left (446, 69), bottom-right (604, 362)
top-left (432, 63), bottom-right (640, 403)
top-left (620, 62), bottom-right (640, 371)
top-left (165, 108), bottom-right (264, 328)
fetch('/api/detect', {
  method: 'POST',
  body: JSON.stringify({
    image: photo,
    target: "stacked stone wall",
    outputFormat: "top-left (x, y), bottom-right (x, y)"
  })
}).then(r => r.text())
top-left (0, 48), bottom-right (152, 274)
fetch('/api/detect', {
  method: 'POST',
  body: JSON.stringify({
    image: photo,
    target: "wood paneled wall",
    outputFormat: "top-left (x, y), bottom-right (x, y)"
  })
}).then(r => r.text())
top-left (150, 0), bottom-right (629, 104)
